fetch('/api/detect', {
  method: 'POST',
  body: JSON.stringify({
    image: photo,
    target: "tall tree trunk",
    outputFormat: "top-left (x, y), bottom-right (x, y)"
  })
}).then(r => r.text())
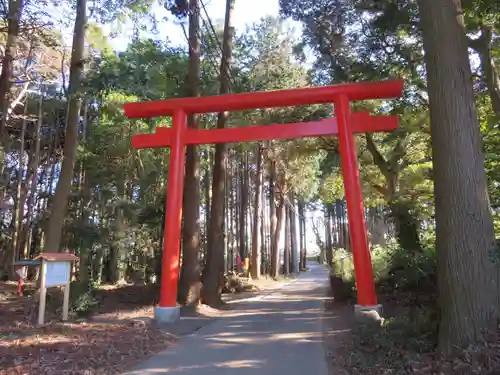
top-left (469, 25), bottom-right (500, 116)
top-left (202, 0), bottom-right (235, 306)
top-left (298, 199), bottom-right (306, 270)
top-left (369, 206), bottom-right (387, 247)
top-left (337, 201), bottom-right (349, 250)
top-left (418, 0), bottom-right (500, 353)
top-left (332, 203), bottom-right (338, 248)
top-left (250, 144), bottom-right (263, 279)
top-left (158, 207), bottom-right (166, 278)
top-left (364, 134), bottom-right (420, 251)
top-left (228, 154), bottom-right (234, 268)
top-left (324, 204), bottom-right (333, 265)
top-left (179, 0), bottom-right (202, 306)
top-left (10, 104), bottom-right (27, 270)
top-left (226, 156), bottom-right (233, 271)
top-left (298, 200), bottom-right (304, 257)
top-left (93, 201), bottom-right (106, 284)
top-left (222, 153), bottom-right (228, 272)
top-left (289, 193), bottom-right (298, 273)
top-left (234, 151), bottom-right (240, 256)
top-left (269, 160), bottom-right (279, 277)
top-left (244, 151), bottom-right (251, 261)
top-left (77, 102), bottom-right (92, 287)
top-left (390, 201), bottom-right (421, 252)
top-left (204, 150), bottom-right (211, 255)
top-left (110, 181), bottom-right (126, 284)
top-left (239, 152), bottom-right (247, 259)
top-left (271, 196), bottom-right (285, 278)
top-left (43, 0), bottom-right (87, 253)
top-left (261, 181), bottom-right (267, 275)
top-left (283, 200), bottom-right (290, 275)
top-left (22, 94), bottom-right (43, 259)
top-left (0, 0), bottom-right (23, 138)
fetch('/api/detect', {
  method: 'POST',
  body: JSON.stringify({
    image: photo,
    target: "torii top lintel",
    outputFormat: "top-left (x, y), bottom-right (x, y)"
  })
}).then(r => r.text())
top-left (124, 80), bottom-right (403, 118)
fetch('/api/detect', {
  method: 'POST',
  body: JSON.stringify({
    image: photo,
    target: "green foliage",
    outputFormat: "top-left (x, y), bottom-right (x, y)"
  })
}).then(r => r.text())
top-left (71, 290), bottom-right (99, 317)
top-left (58, 37), bottom-right (190, 280)
top-left (330, 243), bottom-right (439, 373)
top-left (331, 249), bottom-right (353, 279)
top-left (283, 139), bottom-right (327, 199)
top-left (331, 241), bottom-right (437, 298)
top-left (481, 96), bottom-right (500, 209)
top-left (320, 169), bottom-right (345, 203)
top-left (463, 0), bottom-right (500, 30)
top-left (230, 17), bottom-right (330, 200)
top-left (69, 282), bottom-right (99, 317)
top-left (89, 0), bottom-right (155, 24)
top-left (85, 39), bottom-right (189, 100)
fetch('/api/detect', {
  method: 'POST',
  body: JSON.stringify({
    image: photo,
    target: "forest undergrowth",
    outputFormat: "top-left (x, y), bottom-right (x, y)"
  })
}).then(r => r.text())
top-left (327, 242), bottom-right (500, 375)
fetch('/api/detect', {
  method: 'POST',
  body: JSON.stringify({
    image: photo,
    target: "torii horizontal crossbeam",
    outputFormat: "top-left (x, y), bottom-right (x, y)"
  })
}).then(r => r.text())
top-left (132, 112), bottom-right (398, 149)
top-left (124, 80), bottom-right (403, 118)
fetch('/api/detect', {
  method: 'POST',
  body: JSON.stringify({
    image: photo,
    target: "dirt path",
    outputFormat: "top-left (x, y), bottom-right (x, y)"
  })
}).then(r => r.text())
top-left (123, 263), bottom-right (329, 375)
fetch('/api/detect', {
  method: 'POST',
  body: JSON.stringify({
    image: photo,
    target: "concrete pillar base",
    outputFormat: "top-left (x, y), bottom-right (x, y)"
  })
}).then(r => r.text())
top-left (354, 304), bottom-right (384, 326)
top-left (154, 306), bottom-right (181, 325)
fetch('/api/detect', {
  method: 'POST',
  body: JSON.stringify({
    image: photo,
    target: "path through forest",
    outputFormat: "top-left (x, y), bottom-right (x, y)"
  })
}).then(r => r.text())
top-left (124, 263), bottom-right (330, 374)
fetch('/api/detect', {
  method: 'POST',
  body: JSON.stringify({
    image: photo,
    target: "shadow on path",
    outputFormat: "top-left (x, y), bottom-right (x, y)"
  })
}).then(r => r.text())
top-left (123, 263), bottom-right (347, 375)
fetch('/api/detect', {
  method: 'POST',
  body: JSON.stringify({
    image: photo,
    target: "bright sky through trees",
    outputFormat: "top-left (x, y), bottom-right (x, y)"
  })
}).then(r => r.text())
top-left (106, 0), bottom-right (283, 51)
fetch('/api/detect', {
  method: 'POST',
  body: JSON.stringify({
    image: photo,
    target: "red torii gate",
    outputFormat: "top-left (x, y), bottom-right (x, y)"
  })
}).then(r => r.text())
top-left (124, 80), bottom-right (403, 322)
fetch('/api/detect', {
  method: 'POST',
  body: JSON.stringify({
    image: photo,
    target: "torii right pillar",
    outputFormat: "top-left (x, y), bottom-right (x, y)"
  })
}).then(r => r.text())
top-left (334, 94), bottom-right (381, 317)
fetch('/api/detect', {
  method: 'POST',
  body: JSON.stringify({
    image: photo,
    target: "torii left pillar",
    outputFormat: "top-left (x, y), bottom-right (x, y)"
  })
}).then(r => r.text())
top-left (155, 109), bottom-right (187, 323)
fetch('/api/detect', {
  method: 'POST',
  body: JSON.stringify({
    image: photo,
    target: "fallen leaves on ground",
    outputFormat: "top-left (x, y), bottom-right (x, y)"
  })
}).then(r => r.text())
top-left (323, 286), bottom-right (500, 375)
top-left (0, 282), bottom-right (175, 375)
top-left (0, 276), bottom-right (286, 375)
top-left (0, 320), bottom-right (176, 375)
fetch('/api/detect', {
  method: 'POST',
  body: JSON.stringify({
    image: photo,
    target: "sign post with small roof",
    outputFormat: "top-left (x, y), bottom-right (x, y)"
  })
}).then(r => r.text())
top-left (34, 253), bottom-right (79, 325)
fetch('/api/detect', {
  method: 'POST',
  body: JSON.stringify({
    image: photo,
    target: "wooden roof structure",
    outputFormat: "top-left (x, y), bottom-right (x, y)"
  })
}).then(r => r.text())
top-left (34, 252), bottom-right (79, 262)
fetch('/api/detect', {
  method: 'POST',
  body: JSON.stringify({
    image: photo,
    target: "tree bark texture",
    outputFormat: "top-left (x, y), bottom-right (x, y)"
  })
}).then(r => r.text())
top-left (250, 144), bottom-right (263, 279)
top-left (43, 0), bottom-right (87, 253)
top-left (179, 0), bottom-right (202, 306)
top-left (202, 0), bottom-right (235, 306)
top-left (0, 0), bottom-right (24, 138)
top-left (289, 193), bottom-right (298, 273)
top-left (418, 0), bottom-right (500, 353)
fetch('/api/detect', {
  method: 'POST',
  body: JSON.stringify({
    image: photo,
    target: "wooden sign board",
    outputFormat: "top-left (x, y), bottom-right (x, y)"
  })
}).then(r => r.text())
top-left (34, 253), bottom-right (79, 325)
top-left (44, 261), bottom-right (71, 287)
